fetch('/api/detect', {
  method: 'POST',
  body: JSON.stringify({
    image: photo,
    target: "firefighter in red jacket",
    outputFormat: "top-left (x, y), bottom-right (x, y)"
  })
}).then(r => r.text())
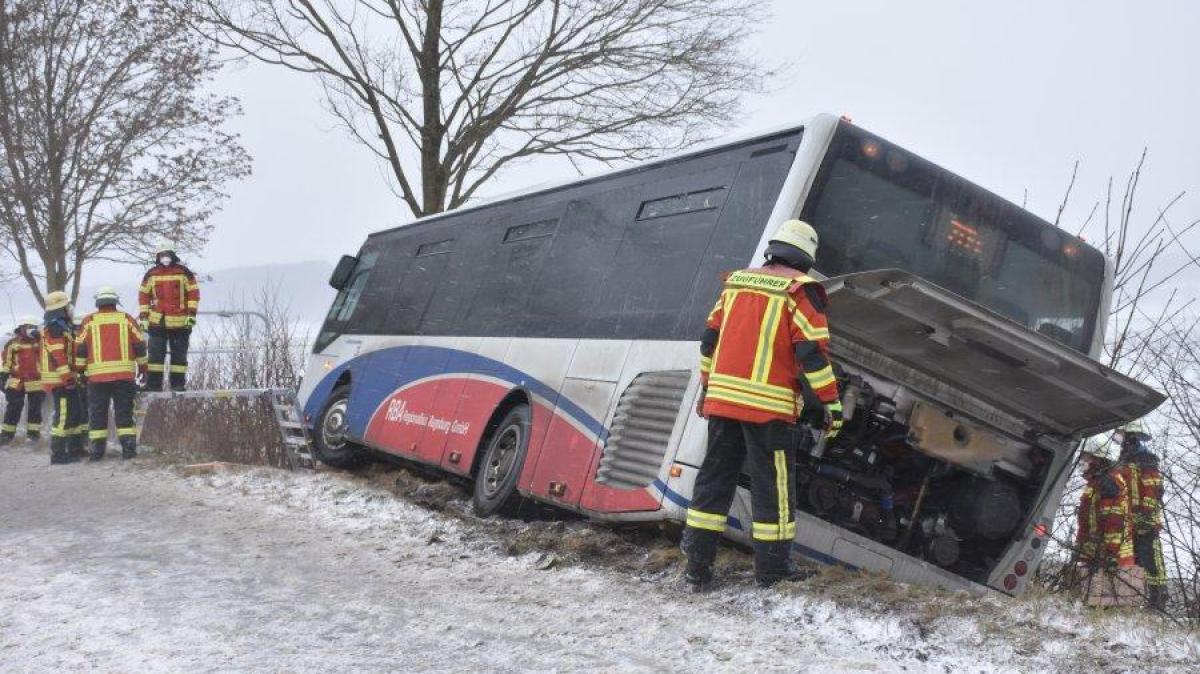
top-left (40, 291), bottom-right (86, 464)
top-left (0, 316), bottom-right (45, 445)
top-left (1076, 442), bottom-right (1135, 573)
top-left (684, 220), bottom-right (843, 590)
top-left (139, 241), bottom-right (200, 391)
top-left (77, 287), bottom-right (147, 461)
top-left (1117, 421), bottom-right (1168, 609)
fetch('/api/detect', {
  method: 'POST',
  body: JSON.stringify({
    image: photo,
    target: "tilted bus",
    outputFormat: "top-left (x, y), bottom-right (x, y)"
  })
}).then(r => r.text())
top-left (298, 114), bottom-right (1164, 596)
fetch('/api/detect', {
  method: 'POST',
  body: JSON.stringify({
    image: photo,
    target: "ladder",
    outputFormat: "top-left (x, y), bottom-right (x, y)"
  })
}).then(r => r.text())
top-left (269, 388), bottom-right (316, 470)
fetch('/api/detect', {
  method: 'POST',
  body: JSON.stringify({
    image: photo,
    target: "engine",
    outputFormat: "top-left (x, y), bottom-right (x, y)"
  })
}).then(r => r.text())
top-left (794, 374), bottom-right (1026, 574)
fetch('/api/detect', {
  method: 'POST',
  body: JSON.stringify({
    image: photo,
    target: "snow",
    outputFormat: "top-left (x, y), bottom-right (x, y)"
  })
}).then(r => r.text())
top-left (1, 446), bottom-right (1196, 673)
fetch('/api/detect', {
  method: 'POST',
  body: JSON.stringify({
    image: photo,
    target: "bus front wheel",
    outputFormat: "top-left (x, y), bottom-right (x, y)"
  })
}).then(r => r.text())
top-left (472, 404), bottom-right (531, 517)
top-left (312, 386), bottom-right (369, 469)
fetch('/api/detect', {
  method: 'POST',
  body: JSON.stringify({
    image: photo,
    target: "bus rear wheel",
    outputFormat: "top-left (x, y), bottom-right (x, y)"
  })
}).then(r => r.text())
top-left (312, 386), bottom-right (369, 469)
top-left (472, 404), bottom-right (531, 517)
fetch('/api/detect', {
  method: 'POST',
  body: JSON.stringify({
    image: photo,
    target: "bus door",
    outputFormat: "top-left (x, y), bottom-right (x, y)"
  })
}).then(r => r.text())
top-left (525, 341), bottom-right (630, 507)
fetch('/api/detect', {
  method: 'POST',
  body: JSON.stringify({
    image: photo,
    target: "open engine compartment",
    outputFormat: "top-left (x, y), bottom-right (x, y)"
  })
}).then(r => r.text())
top-left (789, 367), bottom-right (1054, 583)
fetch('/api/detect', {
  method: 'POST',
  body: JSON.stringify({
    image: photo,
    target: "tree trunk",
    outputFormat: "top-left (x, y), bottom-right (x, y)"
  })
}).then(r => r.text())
top-left (419, 0), bottom-right (446, 216)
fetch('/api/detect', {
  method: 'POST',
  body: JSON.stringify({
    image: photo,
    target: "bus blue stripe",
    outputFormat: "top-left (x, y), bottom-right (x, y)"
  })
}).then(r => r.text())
top-left (308, 345), bottom-right (609, 441)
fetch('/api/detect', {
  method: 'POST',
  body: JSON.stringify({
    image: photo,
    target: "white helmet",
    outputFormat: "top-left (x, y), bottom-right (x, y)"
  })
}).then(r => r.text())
top-left (768, 219), bottom-right (820, 260)
top-left (17, 315), bottom-right (38, 328)
top-left (1081, 440), bottom-right (1118, 464)
top-left (154, 240), bottom-right (177, 255)
top-left (94, 286), bottom-right (120, 307)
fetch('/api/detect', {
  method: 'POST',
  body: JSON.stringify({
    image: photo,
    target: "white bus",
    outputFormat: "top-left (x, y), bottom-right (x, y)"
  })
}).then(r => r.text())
top-left (298, 114), bottom-right (1163, 595)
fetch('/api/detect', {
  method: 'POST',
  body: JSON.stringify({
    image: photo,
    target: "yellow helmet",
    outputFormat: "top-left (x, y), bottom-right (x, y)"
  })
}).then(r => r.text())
top-left (769, 219), bottom-right (820, 260)
top-left (94, 286), bottom-right (120, 306)
top-left (43, 290), bottom-right (71, 312)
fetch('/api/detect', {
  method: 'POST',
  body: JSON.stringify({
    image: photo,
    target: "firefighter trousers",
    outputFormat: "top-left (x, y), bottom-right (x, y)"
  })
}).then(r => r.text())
top-left (2, 389), bottom-right (43, 440)
top-left (147, 328), bottom-right (191, 392)
top-left (87, 380), bottom-right (138, 456)
top-left (683, 417), bottom-right (799, 580)
top-left (50, 387), bottom-right (86, 460)
top-left (1134, 532), bottom-right (1168, 610)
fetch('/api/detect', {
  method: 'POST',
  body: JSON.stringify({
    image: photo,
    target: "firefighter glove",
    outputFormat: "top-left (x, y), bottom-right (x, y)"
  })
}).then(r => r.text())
top-left (695, 387), bottom-right (707, 418)
top-left (824, 400), bottom-right (844, 439)
top-left (185, 315), bottom-right (197, 329)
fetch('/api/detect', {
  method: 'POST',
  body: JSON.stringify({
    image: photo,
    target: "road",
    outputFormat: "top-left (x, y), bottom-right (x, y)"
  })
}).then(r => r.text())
top-left (1, 445), bottom-right (1195, 673)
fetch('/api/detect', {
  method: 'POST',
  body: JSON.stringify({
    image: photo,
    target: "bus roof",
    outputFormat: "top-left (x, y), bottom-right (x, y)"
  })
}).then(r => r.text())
top-left (366, 115), bottom-right (827, 240)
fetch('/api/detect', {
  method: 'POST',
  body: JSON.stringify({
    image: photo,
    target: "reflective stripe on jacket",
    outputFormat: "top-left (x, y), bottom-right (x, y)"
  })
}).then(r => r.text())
top-left (139, 264), bottom-right (200, 329)
top-left (1125, 459), bottom-right (1164, 534)
top-left (1076, 470), bottom-right (1135, 567)
top-left (1, 336), bottom-right (41, 391)
top-left (76, 308), bottom-right (147, 383)
top-left (39, 327), bottom-right (78, 392)
top-left (700, 265), bottom-right (838, 423)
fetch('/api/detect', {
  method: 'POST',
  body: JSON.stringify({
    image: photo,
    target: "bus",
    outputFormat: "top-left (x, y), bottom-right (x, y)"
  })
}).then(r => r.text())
top-left (298, 114), bottom-right (1164, 596)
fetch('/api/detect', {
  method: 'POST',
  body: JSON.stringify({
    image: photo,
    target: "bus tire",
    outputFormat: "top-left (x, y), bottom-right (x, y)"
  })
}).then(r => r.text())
top-left (472, 404), bottom-right (531, 517)
top-left (312, 386), bottom-right (369, 469)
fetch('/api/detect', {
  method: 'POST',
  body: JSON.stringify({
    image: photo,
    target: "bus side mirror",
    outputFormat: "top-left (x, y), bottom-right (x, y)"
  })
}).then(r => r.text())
top-left (329, 255), bottom-right (358, 290)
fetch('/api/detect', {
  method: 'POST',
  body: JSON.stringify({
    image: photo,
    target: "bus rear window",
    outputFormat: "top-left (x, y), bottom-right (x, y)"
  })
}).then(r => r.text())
top-left (802, 125), bottom-right (1105, 353)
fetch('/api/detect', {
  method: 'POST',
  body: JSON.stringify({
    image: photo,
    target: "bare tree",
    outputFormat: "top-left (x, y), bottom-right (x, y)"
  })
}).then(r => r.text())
top-left (189, 0), bottom-right (770, 217)
top-left (0, 0), bottom-right (251, 304)
top-left (1035, 152), bottom-right (1200, 623)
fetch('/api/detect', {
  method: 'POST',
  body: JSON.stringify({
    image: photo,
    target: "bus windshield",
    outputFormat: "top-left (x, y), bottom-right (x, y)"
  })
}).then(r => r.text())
top-left (802, 123), bottom-right (1106, 353)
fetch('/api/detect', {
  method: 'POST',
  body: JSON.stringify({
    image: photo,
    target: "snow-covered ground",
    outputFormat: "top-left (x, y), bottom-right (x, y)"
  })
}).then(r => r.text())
top-left (1, 446), bottom-right (1196, 673)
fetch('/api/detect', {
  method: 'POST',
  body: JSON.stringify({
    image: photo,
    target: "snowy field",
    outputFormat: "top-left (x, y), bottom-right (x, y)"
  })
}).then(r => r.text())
top-left (0, 446), bottom-right (1196, 673)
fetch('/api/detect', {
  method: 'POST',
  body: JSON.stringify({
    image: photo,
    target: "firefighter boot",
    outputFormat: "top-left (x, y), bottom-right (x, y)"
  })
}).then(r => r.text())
top-left (49, 437), bottom-right (72, 465)
top-left (681, 527), bottom-right (719, 592)
top-left (89, 440), bottom-right (106, 462)
top-left (754, 541), bottom-right (813, 588)
top-left (0, 431), bottom-right (13, 447)
top-left (26, 432), bottom-right (41, 444)
top-left (120, 436), bottom-right (137, 460)
top-left (68, 434), bottom-right (88, 461)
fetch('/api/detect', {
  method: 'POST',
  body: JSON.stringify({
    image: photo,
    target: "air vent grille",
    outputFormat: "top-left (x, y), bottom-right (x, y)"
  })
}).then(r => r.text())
top-left (596, 370), bottom-right (691, 489)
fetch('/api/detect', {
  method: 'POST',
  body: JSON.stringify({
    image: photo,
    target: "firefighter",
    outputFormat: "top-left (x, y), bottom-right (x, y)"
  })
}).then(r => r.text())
top-left (139, 241), bottom-right (200, 391)
top-left (683, 219), bottom-right (843, 591)
top-left (1117, 421), bottom-right (1168, 610)
top-left (0, 316), bottom-right (45, 445)
top-left (1076, 442), bottom-right (1135, 575)
top-left (40, 291), bottom-right (86, 464)
top-left (77, 287), bottom-right (147, 461)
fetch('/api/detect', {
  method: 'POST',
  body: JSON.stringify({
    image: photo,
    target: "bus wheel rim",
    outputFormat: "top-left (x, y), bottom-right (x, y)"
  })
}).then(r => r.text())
top-left (483, 424), bottom-right (521, 498)
top-left (322, 399), bottom-right (349, 450)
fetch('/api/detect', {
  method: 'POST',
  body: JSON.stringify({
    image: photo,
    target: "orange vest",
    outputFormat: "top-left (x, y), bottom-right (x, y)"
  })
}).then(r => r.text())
top-left (39, 326), bottom-right (78, 392)
top-left (1076, 470), bottom-right (1134, 567)
top-left (1125, 459), bottom-right (1164, 534)
top-left (76, 308), bottom-right (147, 383)
top-left (700, 266), bottom-right (838, 423)
top-left (2, 336), bottom-right (41, 392)
top-left (139, 264), bottom-right (200, 329)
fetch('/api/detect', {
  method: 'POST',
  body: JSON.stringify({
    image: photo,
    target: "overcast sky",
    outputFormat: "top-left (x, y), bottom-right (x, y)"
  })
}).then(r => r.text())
top-left (72, 1), bottom-right (1200, 295)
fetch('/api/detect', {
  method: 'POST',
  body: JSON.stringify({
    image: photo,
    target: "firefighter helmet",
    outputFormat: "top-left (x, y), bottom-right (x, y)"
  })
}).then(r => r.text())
top-left (1119, 420), bottom-right (1151, 440)
top-left (17, 314), bottom-right (38, 328)
top-left (43, 290), bottom-right (71, 312)
top-left (1082, 440), bottom-right (1118, 464)
top-left (769, 219), bottom-right (820, 260)
top-left (154, 240), bottom-right (177, 256)
top-left (95, 286), bottom-right (120, 307)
